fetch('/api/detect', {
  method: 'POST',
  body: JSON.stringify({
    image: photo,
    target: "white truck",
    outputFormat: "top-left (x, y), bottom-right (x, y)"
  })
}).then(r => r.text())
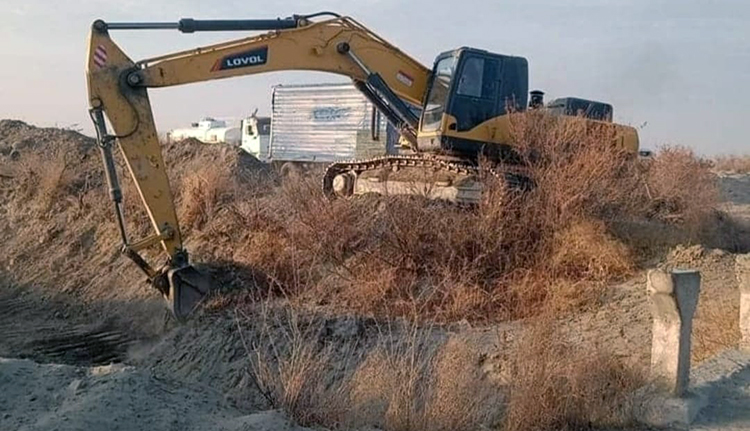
top-left (166, 117), bottom-right (241, 146)
top-left (240, 83), bottom-right (403, 175)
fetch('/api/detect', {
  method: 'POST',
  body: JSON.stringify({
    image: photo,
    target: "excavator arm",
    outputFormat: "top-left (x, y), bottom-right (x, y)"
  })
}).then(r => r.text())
top-left (85, 12), bottom-right (431, 319)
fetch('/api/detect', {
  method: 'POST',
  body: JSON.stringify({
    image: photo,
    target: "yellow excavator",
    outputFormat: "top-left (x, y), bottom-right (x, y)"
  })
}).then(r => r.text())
top-left (85, 11), bottom-right (639, 320)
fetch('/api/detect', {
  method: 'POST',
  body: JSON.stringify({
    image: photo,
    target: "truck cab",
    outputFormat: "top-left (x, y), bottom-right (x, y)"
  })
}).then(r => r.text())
top-left (240, 115), bottom-right (271, 159)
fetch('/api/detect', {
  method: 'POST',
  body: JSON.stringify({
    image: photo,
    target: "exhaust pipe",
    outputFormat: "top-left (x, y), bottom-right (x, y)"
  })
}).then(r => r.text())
top-left (529, 90), bottom-right (545, 109)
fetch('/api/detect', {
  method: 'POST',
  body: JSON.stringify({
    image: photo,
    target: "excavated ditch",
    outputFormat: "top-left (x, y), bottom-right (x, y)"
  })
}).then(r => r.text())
top-left (0, 288), bottom-right (138, 366)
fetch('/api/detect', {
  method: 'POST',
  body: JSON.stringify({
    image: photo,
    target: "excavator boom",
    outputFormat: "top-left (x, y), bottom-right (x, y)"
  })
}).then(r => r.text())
top-left (85, 13), bottom-right (433, 319)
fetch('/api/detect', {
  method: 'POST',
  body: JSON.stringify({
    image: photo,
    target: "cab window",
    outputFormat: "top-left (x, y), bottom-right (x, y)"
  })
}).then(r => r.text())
top-left (457, 57), bottom-right (484, 98)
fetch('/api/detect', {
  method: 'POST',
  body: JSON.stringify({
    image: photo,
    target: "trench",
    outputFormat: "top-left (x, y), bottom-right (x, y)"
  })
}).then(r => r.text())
top-left (0, 288), bottom-right (135, 366)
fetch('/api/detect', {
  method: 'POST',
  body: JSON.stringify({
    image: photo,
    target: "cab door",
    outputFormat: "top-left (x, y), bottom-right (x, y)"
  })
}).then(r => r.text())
top-left (447, 52), bottom-right (500, 132)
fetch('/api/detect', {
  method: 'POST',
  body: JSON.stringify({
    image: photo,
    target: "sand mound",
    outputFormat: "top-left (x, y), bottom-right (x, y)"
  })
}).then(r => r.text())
top-left (0, 120), bottom-right (269, 339)
top-left (164, 137), bottom-right (269, 181)
top-left (0, 120), bottom-right (95, 157)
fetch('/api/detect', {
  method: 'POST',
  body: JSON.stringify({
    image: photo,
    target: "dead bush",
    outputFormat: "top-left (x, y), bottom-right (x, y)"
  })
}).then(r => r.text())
top-left (12, 149), bottom-right (73, 216)
top-left (504, 320), bottom-right (644, 431)
top-left (644, 146), bottom-right (719, 228)
top-left (237, 306), bottom-right (350, 427)
top-left (551, 219), bottom-right (634, 281)
top-left (713, 154), bottom-right (750, 174)
top-left (211, 112), bottom-right (723, 322)
top-left (180, 166), bottom-right (233, 230)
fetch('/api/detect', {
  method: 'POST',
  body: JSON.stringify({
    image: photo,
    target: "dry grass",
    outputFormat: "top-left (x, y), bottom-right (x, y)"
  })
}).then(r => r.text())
top-left (11, 149), bottom-right (73, 216)
top-left (236, 304), bottom-right (645, 431)
top-left (236, 303), bottom-right (503, 431)
top-left (236, 306), bottom-right (350, 427)
top-left (345, 321), bottom-right (503, 431)
top-left (644, 146), bottom-right (720, 227)
top-left (181, 166), bottom-right (233, 230)
top-left (713, 154), bottom-right (750, 173)
top-left (503, 320), bottom-right (645, 431)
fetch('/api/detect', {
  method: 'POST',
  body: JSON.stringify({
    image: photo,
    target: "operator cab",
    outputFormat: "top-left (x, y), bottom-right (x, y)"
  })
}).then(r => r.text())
top-left (417, 47), bottom-right (529, 157)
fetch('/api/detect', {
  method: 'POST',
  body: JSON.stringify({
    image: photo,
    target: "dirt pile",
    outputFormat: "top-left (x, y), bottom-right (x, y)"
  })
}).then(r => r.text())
top-left (164, 137), bottom-right (268, 179)
top-left (0, 120), bottom-right (94, 157)
top-left (0, 120), bottom-right (269, 341)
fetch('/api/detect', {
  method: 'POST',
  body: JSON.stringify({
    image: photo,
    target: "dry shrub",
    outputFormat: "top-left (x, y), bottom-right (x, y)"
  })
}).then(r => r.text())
top-left (3, 114), bottom-right (708, 324)
top-left (644, 146), bottom-right (719, 227)
top-left (180, 166), bottom-right (232, 230)
top-left (243, 309), bottom-right (503, 431)
top-left (50, 112), bottom-right (716, 325)
top-left (504, 320), bottom-right (644, 431)
top-left (214, 112), bottom-right (722, 322)
top-left (713, 154), bottom-right (750, 173)
top-left (264, 129), bottom-right (638, 317)
top-left (237, 306), bottom-right (350, 427)
top-left (509, 113), bottom-right (646, 225)
top-left (206, 195), bottom-right (320, 298)
top-left (12, 149), bottom-right (73, 216)
top-left (692, 288), bottom-right (741, 363)
top-left (551, 219), bottom-right (634, 281)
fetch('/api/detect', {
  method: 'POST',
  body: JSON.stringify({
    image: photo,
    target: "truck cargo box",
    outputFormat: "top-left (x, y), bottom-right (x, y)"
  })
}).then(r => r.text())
top-left (244, 83), bottom-right (397, 164)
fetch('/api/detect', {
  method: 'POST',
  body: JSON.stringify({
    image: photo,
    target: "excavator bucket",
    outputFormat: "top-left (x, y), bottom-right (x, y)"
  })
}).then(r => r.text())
top-left (166, 265), bottom-right (214, 321)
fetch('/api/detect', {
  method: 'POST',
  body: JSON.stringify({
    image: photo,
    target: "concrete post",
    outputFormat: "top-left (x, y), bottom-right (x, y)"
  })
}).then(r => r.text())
top-left (737, 255), bottom-right (750, 352)
top-left (647, 269), bottom-right (701, 397)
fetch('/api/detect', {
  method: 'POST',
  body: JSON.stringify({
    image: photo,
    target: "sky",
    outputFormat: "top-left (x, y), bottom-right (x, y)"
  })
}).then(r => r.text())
top-left (0, 0), bottom-right (748, 155)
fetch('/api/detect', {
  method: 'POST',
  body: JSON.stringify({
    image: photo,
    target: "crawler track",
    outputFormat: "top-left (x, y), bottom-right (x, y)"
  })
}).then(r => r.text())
top-left (322, 154), bottom-right (531, 201)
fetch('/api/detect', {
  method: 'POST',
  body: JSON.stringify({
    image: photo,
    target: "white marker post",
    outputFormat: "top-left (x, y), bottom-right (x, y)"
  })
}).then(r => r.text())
top-left (647, 269), bottom-right (701, 396)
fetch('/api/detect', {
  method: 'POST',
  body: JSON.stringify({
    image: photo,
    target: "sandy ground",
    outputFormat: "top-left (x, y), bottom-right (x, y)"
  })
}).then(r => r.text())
top-left (691, 350), bottom-right (750, 431)
top-left (0, 357), bottom-right (312, 431)
top-left (0, 287), bottom-right (311, 431)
